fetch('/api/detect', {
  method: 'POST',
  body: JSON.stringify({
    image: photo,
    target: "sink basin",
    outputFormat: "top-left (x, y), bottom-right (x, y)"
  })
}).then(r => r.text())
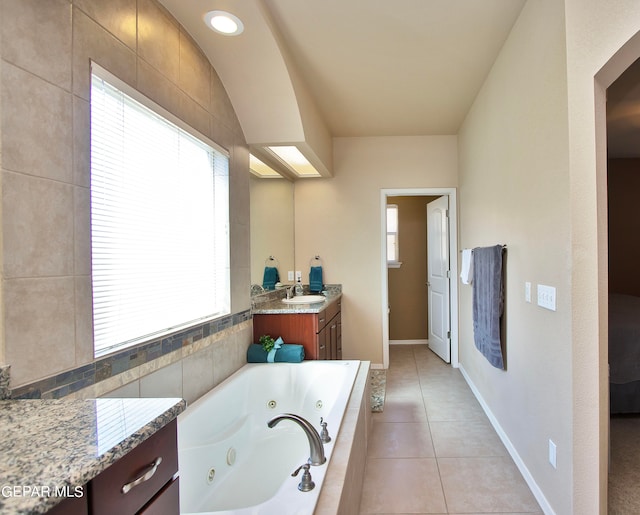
top-left (282, 295), bottom-right (326, 304)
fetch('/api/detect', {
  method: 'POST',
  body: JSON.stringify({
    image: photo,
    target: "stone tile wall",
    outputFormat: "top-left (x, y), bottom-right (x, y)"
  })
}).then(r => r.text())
top-left (0, 0), bottom-right (251, 400)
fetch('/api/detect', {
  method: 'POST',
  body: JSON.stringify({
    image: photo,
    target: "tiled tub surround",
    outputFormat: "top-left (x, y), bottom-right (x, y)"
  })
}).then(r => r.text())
top-left (0, 366), bottom-right (10, 400)
top-left (0, 397), bottom-right (185, 514)
top-left (0, 0), bottom-right (251, 393)
top-left (315, 360), bottom-right (371, 515)
top-left (11, 312), bottom-right (252, 402)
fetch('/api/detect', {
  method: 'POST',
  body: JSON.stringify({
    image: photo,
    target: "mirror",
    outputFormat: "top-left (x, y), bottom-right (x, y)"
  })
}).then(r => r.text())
top-left (249, 176), bottom-right (295, 292)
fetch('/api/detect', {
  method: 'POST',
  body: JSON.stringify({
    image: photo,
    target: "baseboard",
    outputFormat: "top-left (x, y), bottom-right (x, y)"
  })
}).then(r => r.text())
top-left (370, 363), bottom-right (385, 370)
top-left (389, 339), bottom-right (428, 345)
top-left (458, 364), bottom-right (556, 515)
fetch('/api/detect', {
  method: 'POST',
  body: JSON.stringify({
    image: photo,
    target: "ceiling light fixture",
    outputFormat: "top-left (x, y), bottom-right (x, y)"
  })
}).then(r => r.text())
top-left (267, 146), bottom-right (321, 177)
top-left (249, 154), bottom-right (282, 178)
top-left (204, 10), bottom-right (244, 36)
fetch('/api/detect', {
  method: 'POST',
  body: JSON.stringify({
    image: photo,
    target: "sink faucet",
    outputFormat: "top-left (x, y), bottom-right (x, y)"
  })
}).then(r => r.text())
top-left (286, 284), bottom-right (296, 299)
top-left (267, 413), bottom-right (326, 466)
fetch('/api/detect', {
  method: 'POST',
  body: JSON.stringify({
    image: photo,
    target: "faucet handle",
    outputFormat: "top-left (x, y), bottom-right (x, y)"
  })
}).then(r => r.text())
top-left (292, 462), bottom-right (315, 492)
top-left (319, 417), bottom-right (331, 443)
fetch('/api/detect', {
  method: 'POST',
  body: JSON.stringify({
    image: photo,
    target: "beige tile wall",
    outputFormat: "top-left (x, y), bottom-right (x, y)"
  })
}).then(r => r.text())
top-left (92, 321), bottom-right (252, 404)
top-left (0, 0), bottom-right (251, 392)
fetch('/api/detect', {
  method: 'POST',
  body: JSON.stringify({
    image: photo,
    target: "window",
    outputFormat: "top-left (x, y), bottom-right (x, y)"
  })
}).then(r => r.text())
top-left (387, 204), bottom-right (401, 267)
top-left (90, 64), bottom-right (230, 358)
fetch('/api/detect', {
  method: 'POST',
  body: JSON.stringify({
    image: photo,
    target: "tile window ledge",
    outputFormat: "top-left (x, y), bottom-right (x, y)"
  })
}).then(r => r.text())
top-left (10, 309), bottom-right (252, 400)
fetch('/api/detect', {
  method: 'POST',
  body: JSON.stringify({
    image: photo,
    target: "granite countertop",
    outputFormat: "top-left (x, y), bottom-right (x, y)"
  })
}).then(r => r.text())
top-left (0, 397), bottom-right (186, 514)
top-left (252, 291), bottom-right (342, 315)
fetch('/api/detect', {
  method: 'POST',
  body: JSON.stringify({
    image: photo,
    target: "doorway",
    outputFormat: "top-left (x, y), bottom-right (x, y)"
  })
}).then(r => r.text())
top-left (594, 29), bottom-right (640, 512)
top-left (380, 188), bottom-right (459, 370)
top-left (603, 55), bottom-right (640, 512)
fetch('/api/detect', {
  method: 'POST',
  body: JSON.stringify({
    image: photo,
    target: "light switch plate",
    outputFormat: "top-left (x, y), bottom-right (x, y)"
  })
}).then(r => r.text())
top-left (537, 284), bottom-right (556, 311)
top-left (287, 271), bottom-right (294, 281)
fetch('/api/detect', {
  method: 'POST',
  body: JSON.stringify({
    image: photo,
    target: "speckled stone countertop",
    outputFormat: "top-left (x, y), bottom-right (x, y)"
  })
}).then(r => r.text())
top-left (252, 291), bottom-right (342, 315)
top-left (0, 397), bottom-right (185, 514)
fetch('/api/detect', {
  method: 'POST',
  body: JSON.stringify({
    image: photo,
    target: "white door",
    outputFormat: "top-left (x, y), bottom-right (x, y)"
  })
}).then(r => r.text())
top-left (427, 196), bottom-right (451, 363)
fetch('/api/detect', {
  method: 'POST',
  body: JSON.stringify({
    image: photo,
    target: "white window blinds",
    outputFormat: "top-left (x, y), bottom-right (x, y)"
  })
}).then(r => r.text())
top-left (90, 66), bottom-right (230, 358)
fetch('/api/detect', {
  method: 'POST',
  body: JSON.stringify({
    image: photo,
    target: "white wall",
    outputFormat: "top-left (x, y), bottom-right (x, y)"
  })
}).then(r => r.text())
top-left (458, 0), bottom-right (572, 513)
top-left (564, 1), bottom-right (640, 512)
top-left (294, 136), bottom-right (457, 364)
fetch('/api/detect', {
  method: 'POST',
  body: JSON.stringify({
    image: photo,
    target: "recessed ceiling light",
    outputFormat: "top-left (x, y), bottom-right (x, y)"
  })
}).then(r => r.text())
top-left (204, 10), bottom-right (244, 36)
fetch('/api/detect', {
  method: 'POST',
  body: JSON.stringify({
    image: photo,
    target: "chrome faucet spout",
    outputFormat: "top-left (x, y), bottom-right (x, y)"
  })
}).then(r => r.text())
top-left (286, 285), bottom-right (295, 299)
top-left (267, 413), bottom-right (326, 466)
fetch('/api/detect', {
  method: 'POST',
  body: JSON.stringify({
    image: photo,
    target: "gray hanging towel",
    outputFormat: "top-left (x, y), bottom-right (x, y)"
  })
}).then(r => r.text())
top-left (472, 245), bottom-right (505, 369)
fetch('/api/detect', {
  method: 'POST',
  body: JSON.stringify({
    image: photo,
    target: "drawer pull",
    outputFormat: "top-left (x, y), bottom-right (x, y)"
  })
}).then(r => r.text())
top-left (121, 456), bottom-right (163, 494)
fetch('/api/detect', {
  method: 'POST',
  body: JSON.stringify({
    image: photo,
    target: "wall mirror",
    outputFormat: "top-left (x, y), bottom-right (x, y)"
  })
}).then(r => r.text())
top-left (249, 175), bottom-right (295, 293)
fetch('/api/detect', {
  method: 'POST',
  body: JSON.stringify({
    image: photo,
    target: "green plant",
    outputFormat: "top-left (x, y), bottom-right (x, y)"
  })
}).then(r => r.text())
top-left (259, 334), bottom-right (275, 353)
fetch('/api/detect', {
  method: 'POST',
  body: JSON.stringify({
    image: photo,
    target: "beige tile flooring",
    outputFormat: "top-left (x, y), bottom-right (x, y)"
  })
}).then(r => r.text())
top-left (359, 344), bottom-right (542, 514)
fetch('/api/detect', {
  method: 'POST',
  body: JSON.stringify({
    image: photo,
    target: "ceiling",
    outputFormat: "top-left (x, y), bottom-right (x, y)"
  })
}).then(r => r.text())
top-left (158, 0), bottom-right (640, 166)
top-left (259, 0), bottom-right (526, 137)
top-left (160, 0), bottom-right (526, 139)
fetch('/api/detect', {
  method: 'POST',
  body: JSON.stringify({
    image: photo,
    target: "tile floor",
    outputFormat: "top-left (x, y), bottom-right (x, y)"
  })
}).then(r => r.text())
top-left (359, 344), bottom-right (542, 514)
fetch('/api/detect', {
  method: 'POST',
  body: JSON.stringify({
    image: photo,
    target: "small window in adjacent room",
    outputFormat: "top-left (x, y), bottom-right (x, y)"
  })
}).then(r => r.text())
top-left (90, 64), bottom-right (230, 358)
top-left (387, 204), bottom-right (401, 268)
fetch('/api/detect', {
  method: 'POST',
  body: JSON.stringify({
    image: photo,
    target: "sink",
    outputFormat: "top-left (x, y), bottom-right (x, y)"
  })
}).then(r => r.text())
top-left (282, 295), bottom-right (326, 304)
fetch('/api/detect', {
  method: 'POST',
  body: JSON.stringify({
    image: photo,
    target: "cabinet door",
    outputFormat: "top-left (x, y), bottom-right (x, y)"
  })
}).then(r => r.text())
top-left (253, 313), bottom-right (320, 359)
top-left (316, 325), bottom-right (328, 359)
top-left (47, 495), bottom-right (88, 515)
top-left (327, 312), bottom-right (342, 360)
top-left (138, 477), bottom-right (179, 515)
top-left (90, 420), bottom-right (178, 515)
top-left (329, 318), bottom-right (338, 359)
top-left (336, 312), bottom-right (342, 359)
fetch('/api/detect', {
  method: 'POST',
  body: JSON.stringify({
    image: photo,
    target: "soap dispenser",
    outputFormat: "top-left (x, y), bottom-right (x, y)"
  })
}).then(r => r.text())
top-left (294, 278), bottom-right (304, 296)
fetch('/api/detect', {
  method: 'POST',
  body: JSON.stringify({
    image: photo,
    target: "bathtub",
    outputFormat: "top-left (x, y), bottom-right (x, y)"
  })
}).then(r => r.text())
top-left (177, 360), bottom-right (362, 515)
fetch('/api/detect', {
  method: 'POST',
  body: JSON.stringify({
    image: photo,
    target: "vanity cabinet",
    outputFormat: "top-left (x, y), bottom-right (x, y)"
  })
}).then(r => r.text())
top-left (253, 298), bottom-right (342, 360)
top-left (90, 418), bottom-right (178, 515)
top-left (47, 419), bottom-right (179, 515)
top-left (47, 495), bottom-right (87, 515)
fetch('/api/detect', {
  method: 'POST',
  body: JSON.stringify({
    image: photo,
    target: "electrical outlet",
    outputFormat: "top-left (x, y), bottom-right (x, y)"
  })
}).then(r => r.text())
top-left (287, 271), bottom-right (294, 281)
top-left (525, 282), bottom-right (531, 303)
top-left (537, 284), bottom-right (556, 311)
top-left (295, 271), bottom-right (302, 281)
top-left (548, 439), bottom-right (557, 469)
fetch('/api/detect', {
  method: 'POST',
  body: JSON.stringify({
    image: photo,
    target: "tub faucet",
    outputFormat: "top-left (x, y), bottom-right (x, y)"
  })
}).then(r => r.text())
top-left (267, 413), bottom-right (326, 466)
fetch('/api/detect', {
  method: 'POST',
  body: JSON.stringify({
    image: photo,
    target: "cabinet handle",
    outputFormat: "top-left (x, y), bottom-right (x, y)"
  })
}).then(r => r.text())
top-left (319, 318), bottom-right (325, 324)
top-left (121, 456), bottom-right (163, 494)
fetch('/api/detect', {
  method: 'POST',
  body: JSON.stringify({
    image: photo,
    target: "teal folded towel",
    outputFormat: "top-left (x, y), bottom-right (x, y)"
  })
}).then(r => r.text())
top-left (309, 266), bottom-right (323, 293)
top-left (262, 266), bottom-right (279, 290)
top-left (247, 343), bottom-right (305, 363)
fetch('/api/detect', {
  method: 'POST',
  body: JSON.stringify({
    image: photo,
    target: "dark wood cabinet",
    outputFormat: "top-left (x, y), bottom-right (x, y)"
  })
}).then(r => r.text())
top-left (48, 420), bottom-right (179, 515)
top-left (90, 419), bottom-right (178, 515)
top-left (253, 298), bottom-right (342, 360)
top-left (47, 494), bottom-right (87, 515)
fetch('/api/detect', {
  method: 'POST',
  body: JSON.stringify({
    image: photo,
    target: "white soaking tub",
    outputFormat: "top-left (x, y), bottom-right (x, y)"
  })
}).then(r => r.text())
top-left (177, 360), bottom-right (361, 515)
